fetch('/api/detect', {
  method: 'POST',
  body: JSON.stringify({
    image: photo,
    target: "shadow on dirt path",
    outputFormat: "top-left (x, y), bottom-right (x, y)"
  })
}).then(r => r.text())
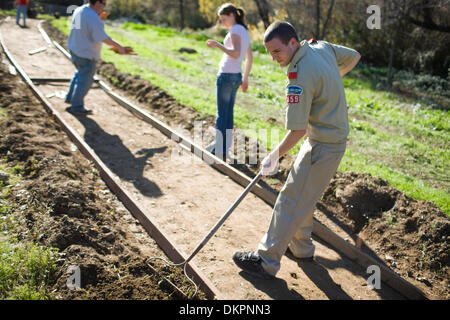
top-left (69, 113), bottom-right (165, 198)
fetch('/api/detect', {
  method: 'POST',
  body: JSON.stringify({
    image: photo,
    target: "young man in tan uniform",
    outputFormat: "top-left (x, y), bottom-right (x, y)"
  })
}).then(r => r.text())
top-left (233, 21), bottom-right (361, 279)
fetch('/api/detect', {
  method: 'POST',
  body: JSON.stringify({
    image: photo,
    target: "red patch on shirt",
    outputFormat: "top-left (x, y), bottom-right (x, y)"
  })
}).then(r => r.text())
top-left (288, 72), bottom-right (297, 80)
top-left (286, 95), bottom-right (300, 104)
top-left (308, 38), bottom-right (318, 44)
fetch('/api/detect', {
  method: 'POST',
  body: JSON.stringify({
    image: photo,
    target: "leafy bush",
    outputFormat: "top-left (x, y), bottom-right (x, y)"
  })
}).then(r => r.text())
top-left (393, 70), bottom-right (450, 98)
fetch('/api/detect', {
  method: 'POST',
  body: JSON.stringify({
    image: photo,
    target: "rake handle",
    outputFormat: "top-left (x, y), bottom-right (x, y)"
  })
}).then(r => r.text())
top-left (185, 171), bottom-right (263, 264)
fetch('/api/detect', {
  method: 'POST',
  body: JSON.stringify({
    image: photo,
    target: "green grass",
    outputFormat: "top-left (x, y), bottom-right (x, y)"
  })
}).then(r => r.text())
top-left (0, 97), bottom-right (59, 300)
top-left (0, 108), bottom-right (7, 121)
top-left (51, 19), bottom-right (449, 215)
top-left (0, 241), bottom-right (58, 299)
top-left (0, 9), bottom-right (16, 16)
top-left (1, 158), bottom-right (58, 299)
top-left (0, 8), bottom-right (53, 20)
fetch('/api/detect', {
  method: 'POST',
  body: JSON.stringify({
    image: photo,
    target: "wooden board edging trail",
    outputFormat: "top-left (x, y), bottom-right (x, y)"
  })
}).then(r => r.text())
top-left (0, 26), bottom-right (223, 300)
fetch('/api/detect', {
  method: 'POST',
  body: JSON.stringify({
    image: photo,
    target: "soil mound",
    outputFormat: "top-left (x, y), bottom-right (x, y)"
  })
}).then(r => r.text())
top-left (0, 50), bottom-right (204, 300)
top-left (323, 172), bottom-right (449, 299)
top-left (335, 176), bottom-right (396, 229)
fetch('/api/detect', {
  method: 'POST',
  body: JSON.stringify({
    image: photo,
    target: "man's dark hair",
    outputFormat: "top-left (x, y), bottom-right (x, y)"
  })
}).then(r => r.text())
top-left (89, 0), bottom-right (104, 5)
top-left (264, 21), bottom-right (299, 45)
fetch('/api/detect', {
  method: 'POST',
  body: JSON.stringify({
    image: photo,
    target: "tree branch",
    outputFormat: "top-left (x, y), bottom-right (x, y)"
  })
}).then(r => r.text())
top-left (407, 16), bottom-right (450, 32)
top-left (320, 0), bottom-right (335, 39)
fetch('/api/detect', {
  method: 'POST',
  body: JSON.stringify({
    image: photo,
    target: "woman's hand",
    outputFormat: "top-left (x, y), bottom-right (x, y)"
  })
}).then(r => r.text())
top-left (241, 79), bottom-right (249, 92)
top-left (206, 40), bottom-right (220, 48)
top-left (99, 11), bottom-right (110, 21)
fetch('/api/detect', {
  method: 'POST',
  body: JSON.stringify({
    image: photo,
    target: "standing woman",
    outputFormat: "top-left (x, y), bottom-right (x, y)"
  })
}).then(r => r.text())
top-left (206, 3), bottom-right (252, 161)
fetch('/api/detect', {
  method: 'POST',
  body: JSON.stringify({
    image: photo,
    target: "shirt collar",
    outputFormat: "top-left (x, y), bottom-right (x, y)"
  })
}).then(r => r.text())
top-left (287, 40), bottom-right (309, 72)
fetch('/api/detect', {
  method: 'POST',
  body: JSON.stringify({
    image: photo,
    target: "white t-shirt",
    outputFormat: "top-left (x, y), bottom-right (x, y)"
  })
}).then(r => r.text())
top-left (218, 24), bottom-right (251, 74)
top-left (67, 5), bottom-right (109, 60)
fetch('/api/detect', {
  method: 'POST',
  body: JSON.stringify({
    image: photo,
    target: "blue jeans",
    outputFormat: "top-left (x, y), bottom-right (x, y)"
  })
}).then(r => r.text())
top-left (16, 5), bottom-right (27, 26)
top-left (65, 52), bottom-right (97, 111)
top-left (212, 73), bottom-right (242, 156)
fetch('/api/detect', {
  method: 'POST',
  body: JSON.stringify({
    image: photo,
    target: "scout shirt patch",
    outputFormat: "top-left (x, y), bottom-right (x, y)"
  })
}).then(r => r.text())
top-left (286, 85), bottom-right (303, 104)
top-left (288, 72), bottom-right (297, 80)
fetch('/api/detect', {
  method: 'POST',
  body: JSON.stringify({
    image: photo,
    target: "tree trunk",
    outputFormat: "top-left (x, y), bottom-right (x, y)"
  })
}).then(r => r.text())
top-left (386, 21), bottom-right (402, 87)
top-left (179, 0), bottom-right (185, 30)
top-left (387, 0), bottom-right (408, 87)
top-left (253, 0), bottom-right (271, 29)
top-left (320, 0), bottom-right (335, 39)
top-left (315, 0), bottom-right (321, 38)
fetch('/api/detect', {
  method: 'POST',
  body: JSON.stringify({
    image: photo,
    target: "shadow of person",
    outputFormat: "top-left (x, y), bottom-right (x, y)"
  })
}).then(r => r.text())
top-left (284, 251), bottom-right (353, 300)
top-left (298, 259), bottom-right (352, 300)
top-left (238, 271), bottom-right (305, 300)
top-left (72, 114), bottom-right (165, 198)
top-left (315, 202), bottom-right (393, 271)
top-left (309, 254), bottom-right (406, 300)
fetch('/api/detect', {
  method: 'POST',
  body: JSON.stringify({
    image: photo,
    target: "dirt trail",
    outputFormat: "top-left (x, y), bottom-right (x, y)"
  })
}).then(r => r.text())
top-left (0, 25), bottom-right (202, 300)
top-left (1, 18), bottom-right (447, 299)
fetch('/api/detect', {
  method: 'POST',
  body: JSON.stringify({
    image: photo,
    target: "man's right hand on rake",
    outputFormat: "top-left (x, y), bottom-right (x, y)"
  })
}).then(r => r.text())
top-left (261, 153), bottom-right (279, 176)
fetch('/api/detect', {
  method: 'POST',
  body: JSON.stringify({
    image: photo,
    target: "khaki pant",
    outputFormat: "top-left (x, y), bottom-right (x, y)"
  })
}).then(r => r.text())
top-left (257, 138), bottom-right (346, 276)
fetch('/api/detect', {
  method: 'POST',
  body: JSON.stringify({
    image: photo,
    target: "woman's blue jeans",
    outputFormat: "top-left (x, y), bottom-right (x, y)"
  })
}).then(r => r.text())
top-left (16, 5), bottom-right (27, 26)
top-left (212, 73), bottom-right (242, 157)
top-left (65, 52), bottom-right (97, 111)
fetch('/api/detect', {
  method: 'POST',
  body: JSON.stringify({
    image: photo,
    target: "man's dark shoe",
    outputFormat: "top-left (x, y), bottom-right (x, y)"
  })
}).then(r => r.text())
top-left (232, 251), bottom-right (274, 280)
top-left (65, 107), bottom-right (93, 115)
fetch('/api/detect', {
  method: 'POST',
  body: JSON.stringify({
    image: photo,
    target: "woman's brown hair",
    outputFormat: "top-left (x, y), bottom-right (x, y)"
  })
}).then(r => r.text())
top-left (218, 3), bottom-right (248, 30)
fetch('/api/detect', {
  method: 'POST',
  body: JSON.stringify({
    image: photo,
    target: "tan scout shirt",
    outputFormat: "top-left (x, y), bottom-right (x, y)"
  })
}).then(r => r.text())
top-left (285, 40), bottom-right (359, 143)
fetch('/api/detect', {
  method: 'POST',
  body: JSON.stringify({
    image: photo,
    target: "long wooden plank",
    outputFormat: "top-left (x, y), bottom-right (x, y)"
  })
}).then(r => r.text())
top-left (38, 20), bottom-right (53, 46)
top-left (42, 27), bottom-right (429, 300)
top-left (0, 28), bottom-right (222, 300)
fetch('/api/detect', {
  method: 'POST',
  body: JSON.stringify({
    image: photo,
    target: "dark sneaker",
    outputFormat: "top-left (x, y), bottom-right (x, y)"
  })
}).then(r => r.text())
top-left (65, 107), bottom-right (93, 115)
top-left (232, 251), bottom-right (274, 280)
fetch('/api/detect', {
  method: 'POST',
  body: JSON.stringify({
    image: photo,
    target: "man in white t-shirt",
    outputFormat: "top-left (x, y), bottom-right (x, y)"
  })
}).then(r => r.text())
top-left (65, 0), bottom-right (127, 115)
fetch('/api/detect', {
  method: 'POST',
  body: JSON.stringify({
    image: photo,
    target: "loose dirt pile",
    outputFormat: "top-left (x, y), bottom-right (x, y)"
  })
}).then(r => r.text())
top-left (0, 49), bottom-right (205, 300)
top-left (321, 172), bottom-right (449, 298)
top-left (29, 20), bottom-right (450, 299)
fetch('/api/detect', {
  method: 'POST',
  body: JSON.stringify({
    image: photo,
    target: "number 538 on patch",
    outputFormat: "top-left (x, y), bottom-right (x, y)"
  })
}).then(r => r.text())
top-left (286, 94), bottom-right (300, 103)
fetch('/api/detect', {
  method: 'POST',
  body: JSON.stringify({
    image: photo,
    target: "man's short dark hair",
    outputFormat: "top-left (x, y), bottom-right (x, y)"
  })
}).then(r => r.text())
top-left (264, 21), bottom-right (299, 45)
